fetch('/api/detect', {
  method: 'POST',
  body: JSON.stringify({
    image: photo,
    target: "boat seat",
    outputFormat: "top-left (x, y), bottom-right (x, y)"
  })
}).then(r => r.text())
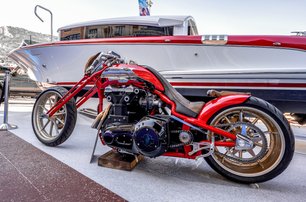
top-left (143, 66), bottom-right (204, 118)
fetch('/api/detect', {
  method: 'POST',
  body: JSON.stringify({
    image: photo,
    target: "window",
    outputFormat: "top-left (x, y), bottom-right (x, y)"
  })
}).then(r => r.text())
top-left (60, 24), bottom-right (174, 40)
top-left (88, 28), bottom-right (98, 38)
top-left (60, 28), bottom-right (83, 40)
top-left (61, 33), bottom-right (81, 40)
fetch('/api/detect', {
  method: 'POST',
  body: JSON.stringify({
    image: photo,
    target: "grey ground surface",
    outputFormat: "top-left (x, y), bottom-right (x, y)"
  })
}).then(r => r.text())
top-left (0, 131), bottom-right (125, 202)
top-left (1, 98), bottom-right (306, 202)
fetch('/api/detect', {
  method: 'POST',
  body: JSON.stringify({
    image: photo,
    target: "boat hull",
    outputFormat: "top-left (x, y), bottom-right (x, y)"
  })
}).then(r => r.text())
top-left (9, 36), bottom-right (306, 113)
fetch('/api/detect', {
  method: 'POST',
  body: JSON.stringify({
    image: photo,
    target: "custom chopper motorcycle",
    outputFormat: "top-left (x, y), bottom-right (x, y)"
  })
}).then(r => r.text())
top-left (32, 51), bottom-right (294, 183)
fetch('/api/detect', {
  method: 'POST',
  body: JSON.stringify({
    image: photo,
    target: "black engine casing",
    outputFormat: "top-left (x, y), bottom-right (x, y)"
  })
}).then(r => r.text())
top-left (102, 115), bottom-right (170, 158)
top-left (102, 85), bottom-right (170, 158)
top-left (133, 115), bottom-right (170, 157)
top-left (103, 124), bottom-right (134, 150)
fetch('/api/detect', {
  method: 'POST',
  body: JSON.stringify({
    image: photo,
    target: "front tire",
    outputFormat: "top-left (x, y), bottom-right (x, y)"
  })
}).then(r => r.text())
top-left (205, 96), bottom-right (294, 183)
top-left (32, 86), bottom-right (77, 146)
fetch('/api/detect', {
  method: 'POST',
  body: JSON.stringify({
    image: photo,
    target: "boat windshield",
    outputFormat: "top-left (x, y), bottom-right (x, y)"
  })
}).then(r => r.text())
top-left (60, 24), bottom-right (174, 41)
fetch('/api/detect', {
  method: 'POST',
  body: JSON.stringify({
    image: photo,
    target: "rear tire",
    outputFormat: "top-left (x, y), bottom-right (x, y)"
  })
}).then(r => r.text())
top-left (205, 96), bottom-right (294, 183)
top-left (32, 86), bottom-right (77, 146)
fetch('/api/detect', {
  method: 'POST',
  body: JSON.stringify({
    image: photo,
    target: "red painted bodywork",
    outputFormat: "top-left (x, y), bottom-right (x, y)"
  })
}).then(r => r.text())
top-left (197, 95), bottom-right (250, 123)
top-left (21, 35), bottom-right (306, 51)
top-left (46, 63), bottom-right (251, 160)
top-left (127, 65), bottom-right (165, 92)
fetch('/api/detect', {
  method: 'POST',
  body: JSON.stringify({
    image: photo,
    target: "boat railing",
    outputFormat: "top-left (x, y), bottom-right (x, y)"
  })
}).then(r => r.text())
top-left (34, 5), bottom-right (53, 41)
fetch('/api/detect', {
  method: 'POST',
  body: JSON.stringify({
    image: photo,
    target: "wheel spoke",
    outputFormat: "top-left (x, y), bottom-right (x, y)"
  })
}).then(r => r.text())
top-left (53, 111), bottom-right (66, 116)
top-left (53, 121), bottom-right (60, 135)
top-left (222, 150), bottom-right (229, 163)
top-left (239, 151), bottom-right (243, 158)
top-left (252, 135), bottom-right (263, 143)
top-left (49, 121), bottom-right (54, 136)
top-left (264, 131), bottom-right (278, 136)
top-left (224, 116), bottom-right (232, 124)
top-left (254, 142), bottom-right (263, 147)
top-left (252, 117), bottom-right (259, 125)
top-left (48, 95), bottom-right (58, 107)
top-left (39, 105), bottom-right (49, 113)
top-left (54, 94), bottom-right (59, 102)
top-left (40, 119), bottom-right (50, 131)
top-left (239, 110), bottom-right (244, 122)
top-left (231, 149), bottom-right (239, 156)
top-left (246, 117), bottom-right (259, 132)
top-left (248, 149), bottom-right (256, 157)
top-left (55, 117), bottom-right (65, 125)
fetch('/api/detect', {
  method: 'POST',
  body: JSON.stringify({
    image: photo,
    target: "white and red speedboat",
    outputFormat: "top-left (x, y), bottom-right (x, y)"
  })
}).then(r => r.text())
top-left (8, 16), bottom-right (306, 118)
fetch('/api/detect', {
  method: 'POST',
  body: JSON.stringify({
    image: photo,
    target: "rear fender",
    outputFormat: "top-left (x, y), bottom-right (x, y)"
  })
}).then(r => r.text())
top-left (197, 95), bottom-right (250, 123)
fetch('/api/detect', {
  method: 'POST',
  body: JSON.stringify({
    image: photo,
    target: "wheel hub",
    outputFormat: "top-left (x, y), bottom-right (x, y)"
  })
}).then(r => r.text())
top-left (235, 134), bottom-right (254, 150)
top-left (221, 122), bottom-right (268, 163)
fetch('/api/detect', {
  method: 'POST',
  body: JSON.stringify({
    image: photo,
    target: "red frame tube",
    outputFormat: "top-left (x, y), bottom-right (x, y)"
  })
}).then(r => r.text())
top-left (47, 71), bottom-right (104, 116)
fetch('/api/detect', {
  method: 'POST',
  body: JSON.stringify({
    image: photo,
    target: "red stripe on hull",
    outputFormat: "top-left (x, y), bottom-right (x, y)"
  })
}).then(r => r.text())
top-left (228, 35), bottom-right (306, 51)
top-left (55, 81), bottom-right (306, 88)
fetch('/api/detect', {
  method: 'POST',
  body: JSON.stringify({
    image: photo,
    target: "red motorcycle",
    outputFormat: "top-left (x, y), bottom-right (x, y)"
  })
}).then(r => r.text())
top-left (31, 51), bottom-right (294, 183)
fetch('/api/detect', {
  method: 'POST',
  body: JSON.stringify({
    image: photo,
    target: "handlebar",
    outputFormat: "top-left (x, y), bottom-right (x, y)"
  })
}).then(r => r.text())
top-left (86, 51), bottom-right (125, 75)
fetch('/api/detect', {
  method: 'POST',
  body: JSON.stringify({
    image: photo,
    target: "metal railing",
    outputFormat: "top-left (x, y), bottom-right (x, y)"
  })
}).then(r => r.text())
top-left (34, 5), bottom-right (53, 42)
top-left (0, 70), bottom-right (17, 131)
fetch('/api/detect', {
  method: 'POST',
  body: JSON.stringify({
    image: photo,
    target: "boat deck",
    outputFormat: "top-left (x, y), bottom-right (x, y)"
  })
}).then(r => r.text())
top-left (1, 98), bottom-right (306, 201)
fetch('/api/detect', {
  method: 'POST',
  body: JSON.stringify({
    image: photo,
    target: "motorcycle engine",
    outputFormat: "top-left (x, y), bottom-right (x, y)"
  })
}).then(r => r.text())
top-left (102, 85), bottom-right (169, 157)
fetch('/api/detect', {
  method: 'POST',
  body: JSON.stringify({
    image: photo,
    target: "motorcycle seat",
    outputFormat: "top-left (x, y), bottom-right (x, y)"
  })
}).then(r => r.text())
top-left (143, 66), bottom-right (204, 118)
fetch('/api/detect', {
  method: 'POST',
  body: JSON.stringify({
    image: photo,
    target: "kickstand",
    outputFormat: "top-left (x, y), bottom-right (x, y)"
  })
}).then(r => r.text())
top-left (90, 130), bottom-right (99, 163)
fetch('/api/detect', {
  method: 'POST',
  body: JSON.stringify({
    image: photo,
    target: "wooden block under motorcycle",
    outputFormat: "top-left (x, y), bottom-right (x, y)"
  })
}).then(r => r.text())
top-left (98, 150), bottom-right (143, 171)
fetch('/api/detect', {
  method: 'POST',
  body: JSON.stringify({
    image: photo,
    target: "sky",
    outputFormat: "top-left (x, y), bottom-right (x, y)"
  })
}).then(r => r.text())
top-left (0, 0), bottom-right (305, 36)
